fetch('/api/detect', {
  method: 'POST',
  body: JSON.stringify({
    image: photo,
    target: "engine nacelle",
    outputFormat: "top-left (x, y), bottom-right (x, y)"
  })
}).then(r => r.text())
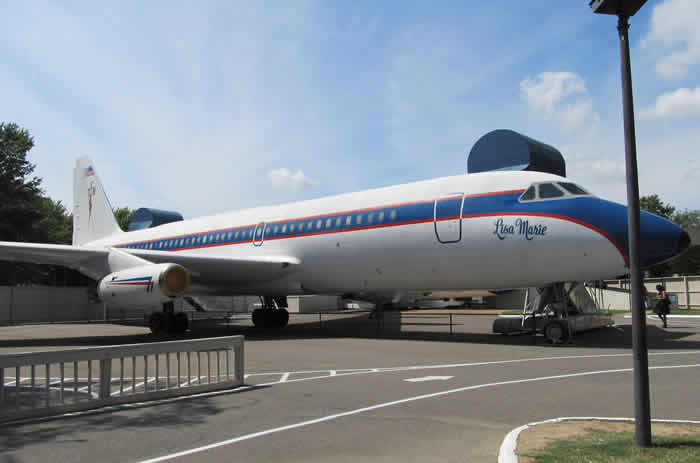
top-left (98, 263), bottom-right (190, 308)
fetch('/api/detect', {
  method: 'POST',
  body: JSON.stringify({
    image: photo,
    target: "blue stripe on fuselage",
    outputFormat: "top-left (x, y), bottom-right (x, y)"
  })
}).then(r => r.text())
top-left (114, 191), bottom-right (634, 264)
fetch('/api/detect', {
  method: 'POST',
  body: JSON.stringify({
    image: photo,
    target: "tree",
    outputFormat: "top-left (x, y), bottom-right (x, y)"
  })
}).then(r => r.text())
top-left (639, 194), bottom-right (675, 220)
top-left (0, 122), bottom-right (42, 241)
top-left (114, 207), bottom-right (135, 231)
top-left (31, 197), bottom-right (72, 244)
top-left (672, 210), bottom-right (700, 230)
top-left (640, 194), bottom-right (699, 277)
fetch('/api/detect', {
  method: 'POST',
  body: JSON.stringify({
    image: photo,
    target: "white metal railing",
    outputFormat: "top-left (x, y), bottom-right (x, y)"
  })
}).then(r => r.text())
top-left (0, 336), bottom-right (244, 423)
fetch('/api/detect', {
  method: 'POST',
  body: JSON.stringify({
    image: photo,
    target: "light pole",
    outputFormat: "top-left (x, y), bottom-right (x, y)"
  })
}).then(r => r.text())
top-left (589, 0), bottom-right (650, 447)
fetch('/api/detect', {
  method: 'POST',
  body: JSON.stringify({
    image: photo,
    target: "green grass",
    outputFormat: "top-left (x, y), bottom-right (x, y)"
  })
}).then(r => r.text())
top-left (523, 429), bottom-right (700, 463)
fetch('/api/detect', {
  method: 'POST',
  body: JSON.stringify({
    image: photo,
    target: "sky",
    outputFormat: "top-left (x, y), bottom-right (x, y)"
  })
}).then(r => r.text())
top-left (1, 0), bottom-right (698, 219)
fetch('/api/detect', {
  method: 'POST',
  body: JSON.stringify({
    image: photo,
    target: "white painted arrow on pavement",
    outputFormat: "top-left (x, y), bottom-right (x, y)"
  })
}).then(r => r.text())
top-left (404, 376), bottom-right (454, 382)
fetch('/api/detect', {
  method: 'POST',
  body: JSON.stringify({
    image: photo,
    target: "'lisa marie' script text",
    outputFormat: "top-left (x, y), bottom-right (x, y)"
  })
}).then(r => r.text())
top-left (493, 218), bottom-right (547, 241)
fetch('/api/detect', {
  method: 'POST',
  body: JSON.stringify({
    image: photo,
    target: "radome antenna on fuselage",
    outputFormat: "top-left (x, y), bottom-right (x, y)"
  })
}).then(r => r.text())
top-left (468, 129), bottom-right (566, 177)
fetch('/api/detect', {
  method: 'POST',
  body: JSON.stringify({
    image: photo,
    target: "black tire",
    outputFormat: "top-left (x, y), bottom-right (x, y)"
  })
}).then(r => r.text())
top-left (252, 309), bottom-right (264, 329)
top-left (544, 320), bottom-right (570, 344)
top-left (163, 312), bottom-right (176, 333)
top-left (174, 312), bottom-right (189, 333)
top-left (276, 308), bottom-right (289, 328)
top-left (149, 312), bottom-right (165, 334)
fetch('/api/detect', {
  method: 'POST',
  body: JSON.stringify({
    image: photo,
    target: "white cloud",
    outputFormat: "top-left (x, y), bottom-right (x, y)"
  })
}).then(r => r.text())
top-left (643, 0), bottom-right (700, 79)
top-left (640, 86), bottom-right (700, 119)
top-left (519, 72), bottom-right (598, 132)
top-left (267, 168), bottom-right (317, 192)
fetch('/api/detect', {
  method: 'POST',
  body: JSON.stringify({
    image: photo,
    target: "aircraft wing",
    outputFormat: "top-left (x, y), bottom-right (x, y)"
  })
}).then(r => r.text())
top-left (0, 241), bottom-right (301, 289)
top-left (0, 241), bottom-right (110, 279)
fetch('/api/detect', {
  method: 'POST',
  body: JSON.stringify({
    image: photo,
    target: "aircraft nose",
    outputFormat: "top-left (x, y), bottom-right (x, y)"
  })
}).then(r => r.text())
top-left (639, 211), bottom-right (689, 267)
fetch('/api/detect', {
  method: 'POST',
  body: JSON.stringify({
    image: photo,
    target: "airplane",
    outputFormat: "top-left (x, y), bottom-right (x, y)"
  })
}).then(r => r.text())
top-left (0, 156), bottom-right (690, 334)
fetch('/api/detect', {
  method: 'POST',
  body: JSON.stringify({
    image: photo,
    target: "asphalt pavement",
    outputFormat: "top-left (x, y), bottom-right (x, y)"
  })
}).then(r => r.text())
top-left (1, 312), bottom-right (700, 462)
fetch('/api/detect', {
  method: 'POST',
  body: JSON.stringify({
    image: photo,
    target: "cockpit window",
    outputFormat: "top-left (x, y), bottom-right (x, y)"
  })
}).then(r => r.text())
top-left (520, 186), bottom-right (536, 201)
top-left (538, 183), bottom-right (565, 198)
top-left (557, 182), bottom-right (589, 195)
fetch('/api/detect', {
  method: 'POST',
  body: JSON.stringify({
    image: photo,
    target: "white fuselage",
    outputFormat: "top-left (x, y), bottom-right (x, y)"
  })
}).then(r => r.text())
top-left (88, 170), bottom-right (630, 299)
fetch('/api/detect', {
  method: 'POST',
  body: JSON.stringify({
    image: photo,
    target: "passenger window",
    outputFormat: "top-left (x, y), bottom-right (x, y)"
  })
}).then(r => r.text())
top-left (520, 186), bottom-right (536, 201)
top-left (558, 182), bottom-right (589, 195)
top-left (316, 219), bottom-right (322, 229)
top-left (368, 212), bottom-right (374, 223)
top-left (227, 232), bottom-right (232, 239)
top-left (378, 211), bottom-right (385, 222)
top-left (289, 224), bottom-right (294, 232)
top-left (346, 216), bottom-right (352, 226)
top-left (203, 236), bottom-right (208, 243)
top-left (325, 218), bottom-right (332, 228)
top-left (256, 228), bottom-right (262, 238)
top-left (248, 230), bottom-right (253, 238)
top-left (539, 183), bottom-right (565, 198)
top-left (389, 210), bottom-right (397, 220)
top-left (273, 225), bottom-right (279, 234)
top-left (335, 217), bottom-right (342, 227)
top-left (356, 214), bottom-right (362, 225)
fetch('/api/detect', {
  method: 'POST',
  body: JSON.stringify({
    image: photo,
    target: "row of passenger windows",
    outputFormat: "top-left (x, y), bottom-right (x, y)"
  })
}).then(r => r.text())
top-left (121, 209), bottom-right (400, 250)
top-left (266, 209), bottom-right (398, 236)
top-left (519, 182), bottom-right (590, 202)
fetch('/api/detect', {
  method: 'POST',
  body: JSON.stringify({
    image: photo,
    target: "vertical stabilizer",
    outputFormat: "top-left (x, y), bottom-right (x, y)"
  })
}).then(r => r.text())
top-left (73, 157), bottom-right (123, 246)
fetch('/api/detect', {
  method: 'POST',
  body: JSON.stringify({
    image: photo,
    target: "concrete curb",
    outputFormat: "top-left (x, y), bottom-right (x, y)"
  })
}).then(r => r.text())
top-left (498, 417), bottom-right (700, 463)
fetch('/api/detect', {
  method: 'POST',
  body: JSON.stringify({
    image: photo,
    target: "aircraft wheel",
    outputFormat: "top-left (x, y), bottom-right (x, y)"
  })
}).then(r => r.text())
top-left (149, 312), bottom-right (165, 334)
top-left (252, 309), bottom-right (265, 329)
top-left (276, 308), bottom-right (289, 328)
top-left (163, 312), bottom-right (176, 333)
top-left (174, 312), bottom-right (189, 333)
top-left (543, 320), bottom-right (569, 344)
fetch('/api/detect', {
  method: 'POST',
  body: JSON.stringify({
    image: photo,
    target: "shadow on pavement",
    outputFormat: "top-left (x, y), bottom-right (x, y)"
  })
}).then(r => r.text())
top-left (0, 385), bottom-right (267, 452)
top-left (1, 312), bottom-right (699, 351)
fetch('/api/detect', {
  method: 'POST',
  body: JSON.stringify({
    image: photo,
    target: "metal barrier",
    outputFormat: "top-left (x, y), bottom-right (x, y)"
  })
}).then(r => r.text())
top-left (0, 336), bottom-right (244, 423)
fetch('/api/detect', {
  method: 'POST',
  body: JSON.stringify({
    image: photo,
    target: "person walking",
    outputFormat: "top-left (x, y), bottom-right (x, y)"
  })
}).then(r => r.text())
top-left (654, 284), bottom-right (670, 328)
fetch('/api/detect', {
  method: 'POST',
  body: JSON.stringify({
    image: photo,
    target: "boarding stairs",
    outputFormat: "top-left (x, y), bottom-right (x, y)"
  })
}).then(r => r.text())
top-left (493, 282), bottom-right (614, 343)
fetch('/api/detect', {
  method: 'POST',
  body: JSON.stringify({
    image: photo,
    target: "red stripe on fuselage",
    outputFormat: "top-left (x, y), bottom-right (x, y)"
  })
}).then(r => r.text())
top-left (116, 189), bottom-right (524, 247)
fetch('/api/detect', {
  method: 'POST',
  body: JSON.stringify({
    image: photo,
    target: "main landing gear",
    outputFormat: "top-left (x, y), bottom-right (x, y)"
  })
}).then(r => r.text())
top-left (252, 296), bottom-right (289, 330)
top-left (149, 301), bottom-right (189, 334)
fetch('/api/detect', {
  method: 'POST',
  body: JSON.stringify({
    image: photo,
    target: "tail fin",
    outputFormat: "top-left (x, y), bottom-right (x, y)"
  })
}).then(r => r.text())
top-left (72, 157), bottom-right (123, 246)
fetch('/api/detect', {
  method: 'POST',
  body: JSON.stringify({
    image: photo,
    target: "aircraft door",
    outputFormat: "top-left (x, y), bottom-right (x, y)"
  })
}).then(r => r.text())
top-left (434, 194), bottom-right (464, 243)
top-left (253, 222), bottom-right (265, 247)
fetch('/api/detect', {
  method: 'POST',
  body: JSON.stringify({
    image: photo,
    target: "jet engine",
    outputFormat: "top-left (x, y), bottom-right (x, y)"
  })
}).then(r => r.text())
top-left (98, 263), bottom-right (190, 308)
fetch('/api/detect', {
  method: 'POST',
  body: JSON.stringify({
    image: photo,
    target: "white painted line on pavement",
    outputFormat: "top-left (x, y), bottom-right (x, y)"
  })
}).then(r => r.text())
top-left (404, 376), bottom-right (454, 382)
top-left (136, 363), bottom-right (700, 463)
top-left (498, 416), bottom-right (700, 463)
top-left (279, 373), bottom-right (290, 383)
top-left (253, 350), bottom-right (700, 387)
